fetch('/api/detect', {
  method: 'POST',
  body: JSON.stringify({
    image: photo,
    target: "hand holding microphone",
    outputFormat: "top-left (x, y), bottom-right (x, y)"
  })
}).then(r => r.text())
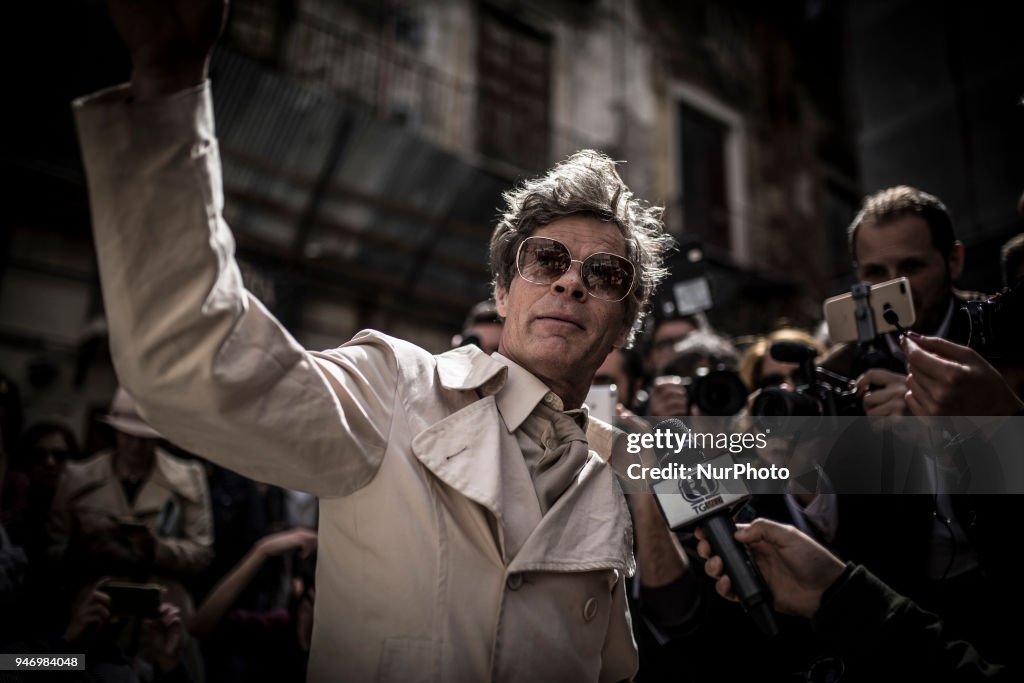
top-left (695, 518), bottom-right (846, 619)
top-left (652, 419), bottom-right (779, 636)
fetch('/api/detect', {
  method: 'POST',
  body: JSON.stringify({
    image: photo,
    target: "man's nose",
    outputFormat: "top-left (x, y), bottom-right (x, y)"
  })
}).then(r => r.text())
top-left (551, 260), bottom-right (587, 300)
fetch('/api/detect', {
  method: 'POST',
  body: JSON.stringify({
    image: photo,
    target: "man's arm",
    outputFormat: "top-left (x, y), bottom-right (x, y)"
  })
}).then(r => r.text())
top-left (697, 519), bottom-right (1009, 681)
top-left (189, 527), bottom-right (317, 638)
top-left (630, 494), bottom-right (702, 636)
top-left (77, 0), bottom-right (394, 496)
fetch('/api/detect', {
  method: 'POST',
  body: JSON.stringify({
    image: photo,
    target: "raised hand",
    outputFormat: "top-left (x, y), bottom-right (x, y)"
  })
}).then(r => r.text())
top-left (106, 0), bottom-right (229, 99)
top-left (255, 527), bottom-right (319, 559)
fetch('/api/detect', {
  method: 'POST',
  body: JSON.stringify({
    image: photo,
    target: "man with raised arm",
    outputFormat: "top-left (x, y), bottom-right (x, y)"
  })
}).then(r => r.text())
top-left (74, 1), bottom-right (687, 680)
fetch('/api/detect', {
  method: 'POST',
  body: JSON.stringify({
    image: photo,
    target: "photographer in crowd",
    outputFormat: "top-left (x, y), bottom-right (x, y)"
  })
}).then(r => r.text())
top-left (820, 185), bottom-right (995, 414)
top-left (645, 331), bottom-right (745, 418)
top-left (807, 187), bottom-right (1021, 668)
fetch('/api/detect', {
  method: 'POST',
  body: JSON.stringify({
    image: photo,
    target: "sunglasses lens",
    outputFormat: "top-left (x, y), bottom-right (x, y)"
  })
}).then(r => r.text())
top-left (582, 254), bottom-right (635, 301)
top-left (519, 238), bottom-right (571, 284)
top-left (517, 236), bottom-right (635, 301)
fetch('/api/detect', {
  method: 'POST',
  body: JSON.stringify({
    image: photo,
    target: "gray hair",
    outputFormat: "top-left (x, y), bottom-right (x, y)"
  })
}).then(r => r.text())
top-left (661, 331), bottom-right (740, 377)
top-left (489, 150), bottom-right (672, 347)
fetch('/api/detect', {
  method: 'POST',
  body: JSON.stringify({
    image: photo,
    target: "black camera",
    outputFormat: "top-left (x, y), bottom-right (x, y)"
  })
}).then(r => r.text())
top-left (955, 279), bottom-right (1024, 361)
top-left (751, 342), bottom-right (861, 419)
top-left (680, 366), bottom-right (749, 416)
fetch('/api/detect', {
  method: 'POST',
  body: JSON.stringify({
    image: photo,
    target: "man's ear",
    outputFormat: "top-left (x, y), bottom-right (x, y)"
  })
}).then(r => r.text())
top-left (948, 241), bottom-right (965, 281)
top-left (495, 285), bottom-right (508, 318)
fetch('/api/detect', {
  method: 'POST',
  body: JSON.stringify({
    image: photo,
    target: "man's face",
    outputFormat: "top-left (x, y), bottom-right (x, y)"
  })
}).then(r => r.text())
top-left (649, 318), bottom-right (697, 375)
top-left (496, 216), bottom-right (632, 405)
top-left (114, 431), bottom-right (157, 465)
top-left (855, 215), bottom-right (963, 334)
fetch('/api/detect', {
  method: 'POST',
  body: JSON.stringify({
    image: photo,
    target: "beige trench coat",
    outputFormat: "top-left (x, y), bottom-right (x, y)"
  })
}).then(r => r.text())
top-left (74, 82), bottom-right (638, 682)
top-left (48, 448), bottom-right (213, 576)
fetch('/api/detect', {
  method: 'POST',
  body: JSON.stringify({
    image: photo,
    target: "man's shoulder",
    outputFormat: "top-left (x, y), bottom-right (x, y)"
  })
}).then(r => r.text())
top-left (313, 329), bottom-right (507, 393)
top-left (64, 451), bottom-right (112, 482)
top-left (311, 330), bottom-right (434, 379)
top-left (154, 448), bottom-right (208, 502)
top-left (59, 452), bottom-right (114, 500)
top-left (954, 288), bottom-right (989, 304)
top-left (336, 329), bottom-right (433, 360)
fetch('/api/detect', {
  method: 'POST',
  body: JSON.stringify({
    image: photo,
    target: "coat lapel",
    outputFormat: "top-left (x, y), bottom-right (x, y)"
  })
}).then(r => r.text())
top-left (507, 453), bottom-right (634, 576)
top-left (413, 346), bottom-right (632, 573)
top-left (411, 396), bottom-right (543, 563)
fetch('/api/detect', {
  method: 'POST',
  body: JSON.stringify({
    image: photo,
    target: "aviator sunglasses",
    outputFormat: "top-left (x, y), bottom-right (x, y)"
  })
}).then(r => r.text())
top-left (515, 236), bottom-right (636, 302)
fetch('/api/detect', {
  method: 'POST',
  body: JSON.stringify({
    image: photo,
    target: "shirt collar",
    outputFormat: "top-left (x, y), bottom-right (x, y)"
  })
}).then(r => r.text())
top-left (492, 353), bottom-right (555, 432)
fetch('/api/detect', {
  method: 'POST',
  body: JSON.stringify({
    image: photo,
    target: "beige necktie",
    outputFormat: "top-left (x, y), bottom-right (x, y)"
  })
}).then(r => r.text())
top-left (526, 400), bottom-right (590, 514)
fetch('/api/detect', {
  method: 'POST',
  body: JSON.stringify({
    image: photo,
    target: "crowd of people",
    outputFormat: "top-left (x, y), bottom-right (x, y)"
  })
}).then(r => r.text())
top-left (1, 0), bottom-right (1023, 681)
top-left (2, 178), bottom-right (1021, 681)
top-left (0, 380), bottom-right (319, 682)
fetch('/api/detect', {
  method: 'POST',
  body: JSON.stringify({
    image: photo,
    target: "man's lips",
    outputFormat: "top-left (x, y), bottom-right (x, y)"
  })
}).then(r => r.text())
top-left (535, 314), bottom-right (585, 330)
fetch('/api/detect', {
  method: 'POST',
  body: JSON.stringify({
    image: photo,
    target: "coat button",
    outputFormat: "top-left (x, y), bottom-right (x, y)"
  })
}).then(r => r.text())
top-left (583, 597), bottom-right (598, 621)
top-left (506, 574), bottom-right (523, 591)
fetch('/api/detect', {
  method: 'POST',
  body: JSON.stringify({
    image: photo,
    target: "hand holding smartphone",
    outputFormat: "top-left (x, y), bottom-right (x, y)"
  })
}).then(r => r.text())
top-left (824, 277), bottom-right (916, 343)
top-left (100, 581), bottom-right (163, 618)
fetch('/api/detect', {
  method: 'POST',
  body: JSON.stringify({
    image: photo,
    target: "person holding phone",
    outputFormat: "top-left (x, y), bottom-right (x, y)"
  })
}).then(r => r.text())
top-left (814, 189), bottom-right (1021, 670)
top-left (820, 185), bottom-right (982, 415)
top-left (48, 389), bottom-right (213, 584)
top-left (60, 578), bottom-right (192, 682)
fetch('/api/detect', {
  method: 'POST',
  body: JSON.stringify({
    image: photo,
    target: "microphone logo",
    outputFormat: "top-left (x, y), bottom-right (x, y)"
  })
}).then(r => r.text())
top-left (678, 472), bottom-right (718, 501)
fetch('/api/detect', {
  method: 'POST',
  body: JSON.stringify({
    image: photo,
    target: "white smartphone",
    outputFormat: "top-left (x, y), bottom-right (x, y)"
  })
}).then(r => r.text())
top-left (823, 277), bottom-right (916, 343)
top-left (585, 384), bottom-right (617, 424)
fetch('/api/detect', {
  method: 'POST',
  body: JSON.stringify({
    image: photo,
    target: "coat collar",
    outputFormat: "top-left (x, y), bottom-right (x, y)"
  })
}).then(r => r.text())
top-left (411, 398), bottom-right (633, 575)
top-left (435, 344), bottom-right (507, 395)
top-left (69, 448), bottom-right (201, 513)
top-left (434, 347), bottom-right (552, 433)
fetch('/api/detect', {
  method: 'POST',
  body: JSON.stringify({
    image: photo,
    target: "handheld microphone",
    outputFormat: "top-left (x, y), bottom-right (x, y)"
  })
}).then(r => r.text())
top-left (651, 418), bottom-right (780, 637)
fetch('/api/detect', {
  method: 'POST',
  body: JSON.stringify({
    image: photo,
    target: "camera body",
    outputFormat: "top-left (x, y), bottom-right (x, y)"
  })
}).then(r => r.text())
top-left (752, 377), bottom-right (860, 418)
top-left (680, 366), bottom-right (748, 416)
top-left (750, 341), bottom-right (862, 419)
top-left (956, 280), bottom-right (1024, 361)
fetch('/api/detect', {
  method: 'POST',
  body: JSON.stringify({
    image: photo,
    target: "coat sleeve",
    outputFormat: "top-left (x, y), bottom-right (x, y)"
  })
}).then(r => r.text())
top-left (73, 83), bottom-right (395, 498)
top-left (811, 564), bottom-right (1009, 681)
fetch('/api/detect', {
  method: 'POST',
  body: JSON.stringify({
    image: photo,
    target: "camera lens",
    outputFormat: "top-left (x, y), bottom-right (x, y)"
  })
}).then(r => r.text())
top-left (692, 369), bottom-right (748, 416)
top-left (751, 387), bottom-right (821, 418)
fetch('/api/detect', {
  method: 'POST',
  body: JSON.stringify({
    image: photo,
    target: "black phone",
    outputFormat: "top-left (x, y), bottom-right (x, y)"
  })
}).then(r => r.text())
top-left (101, 581), bottom-right (162, 618)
